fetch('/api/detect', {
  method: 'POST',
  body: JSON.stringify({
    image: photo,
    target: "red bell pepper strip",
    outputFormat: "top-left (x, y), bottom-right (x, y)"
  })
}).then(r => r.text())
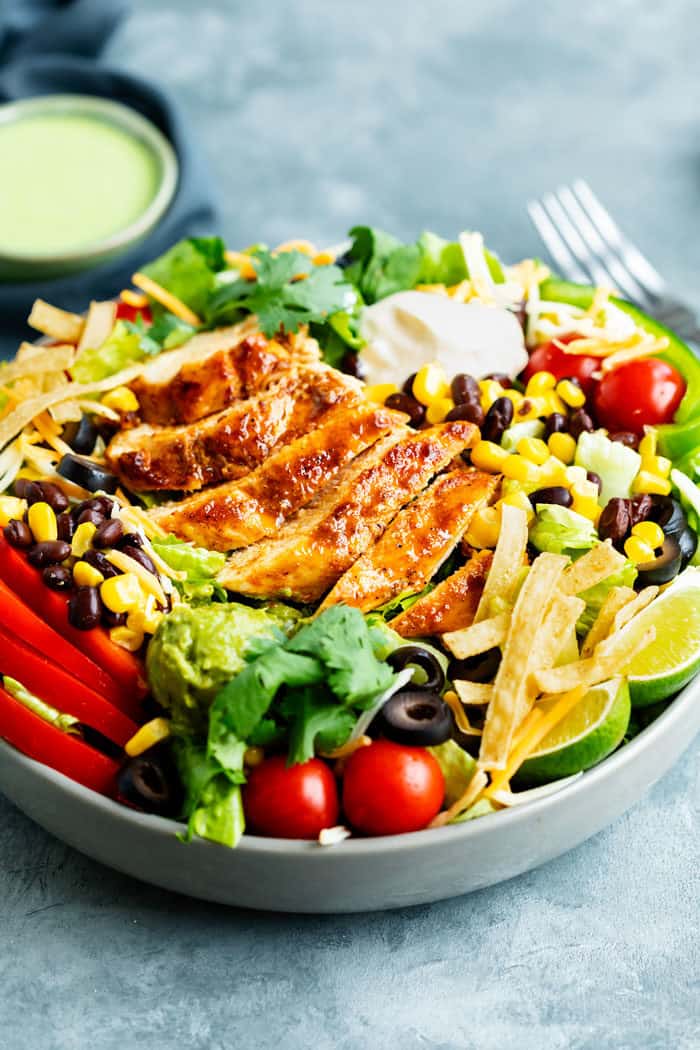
top-left (115, 301), bottom-right (153, 325)
top-left (0, 627), bottom-right (139, 747)
top-left (0, 534), bottom-right (147, 699)
top-left (0, 578), bottom-right (140, 716)
top-left (0, 685), bottom-right (119, 796)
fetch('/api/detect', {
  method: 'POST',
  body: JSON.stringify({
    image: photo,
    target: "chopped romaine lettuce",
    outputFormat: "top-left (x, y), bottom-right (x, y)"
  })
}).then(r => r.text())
top-left (451, 798), bottom-right (497, 824)
top-left (151, 535), bottom-right (227, 603)
top-left (416, 231), bottom-right (469, 286)
top-left (501, 419), bottom-right (545, 452)
top-left (70, 320), bottom-right (146, 383)
top-left (575, 430), bottom-right (642, 504)
top-left (576, 561), bottom-right (638, 634)
top-left (428, 739), bottom-right (476, 807)
top-left (142, 236), bottom-right (226, 317)
top-left (530, 504), bottom-right (598, 557)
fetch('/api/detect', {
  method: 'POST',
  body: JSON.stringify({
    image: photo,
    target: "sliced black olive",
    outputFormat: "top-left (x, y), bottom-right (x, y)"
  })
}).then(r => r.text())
top-left (374, 690), bottom-right (454, 746)
top-left (117, 750), bottom-right (181, 817)
top-left (448, 647), bottom-right (502, 684)
top-left (648, 495), bottom-right (687, 536)
top-left (57, 453), bottom-right (118, 494)
top-left (63, 415), bottom-right (99, 456)
top-left (677, 525), bottom-right (698, 566)
top-left (387, 645), bottom-right (446, 693)
top-left (635, 535), bottom-right (683, 588)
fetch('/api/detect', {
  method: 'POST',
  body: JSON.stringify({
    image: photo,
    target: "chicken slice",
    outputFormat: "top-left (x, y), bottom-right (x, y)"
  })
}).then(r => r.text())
top-left (218, 420), bottom-right (479, 602)
top-left (319, 470), bottom-right (498, 613)
top-left (130, 321), bottom-right (319, 425)
top-left (149, 402), bottom-right (406, 551)
top-left (390, 549), bottom-right (494, 638)
top-left (107, 364), bottom-right (361, 492)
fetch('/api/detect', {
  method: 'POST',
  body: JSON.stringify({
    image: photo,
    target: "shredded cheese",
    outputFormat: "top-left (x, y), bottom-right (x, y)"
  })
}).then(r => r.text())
top-left (106, 549), bottom-right (168, 607)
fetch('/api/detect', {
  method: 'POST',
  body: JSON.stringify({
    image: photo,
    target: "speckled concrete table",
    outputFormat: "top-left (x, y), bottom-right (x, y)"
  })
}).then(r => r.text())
top-left (1, 4), bottom-right (699, 1048)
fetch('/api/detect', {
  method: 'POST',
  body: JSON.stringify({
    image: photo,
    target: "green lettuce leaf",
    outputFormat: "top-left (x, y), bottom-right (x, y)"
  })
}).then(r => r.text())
top-left (142, 236), bottom-right (226, 317)
top-left (70, 320), bottom-right (147, 383)
top-left (428, 740), bottom-right (476, 807)
top-left (575, 431), bottom-right (642, 504)
top-left (530, 504), bottom-right (598, 557)
top-left (282, 686), bottom-right (356, 765)
top-left (577, 561), bottom-right (638, 634)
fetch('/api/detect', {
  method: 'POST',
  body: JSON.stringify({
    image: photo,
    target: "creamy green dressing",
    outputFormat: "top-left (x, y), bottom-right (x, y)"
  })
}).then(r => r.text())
top-left (0, 113), bottom-right (160, 256)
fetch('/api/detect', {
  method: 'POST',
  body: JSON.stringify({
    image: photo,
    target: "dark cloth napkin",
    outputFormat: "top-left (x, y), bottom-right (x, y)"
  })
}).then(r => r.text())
top-left (0, 0), bottom-right (218, 355)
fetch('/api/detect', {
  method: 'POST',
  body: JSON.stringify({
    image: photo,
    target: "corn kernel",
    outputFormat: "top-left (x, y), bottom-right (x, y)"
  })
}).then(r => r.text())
top-left (514, 395), bottom-right (547, 422)
top-left (101, 572), bottom-right (142, 614)
top-left (0, 496), bottom-right (26, 527)
top-left (365, 383), bottom-right (399, 404)
top-left (127, 594), bottom-right (164, 635)
top-left (525, 370), bottom-right (556, 396)
top-left (413, 364), bottom-right (449, 405)
top-left (102, 386), bottom-right (140, 414)
top-left (478, 379), bottom-right (504, 411)
top-left (542, 391), bottom-right (567, 416)
top-left (244, 746), bottom-right (265, 768)
top-left (502, 454), bottom-right (539, 484)
top-left (571, 493), bottom-right (602, 524)
top-left (537, 456), bottom-right (569, 487)
top-left (501, 388), bottom-right (524, 411)
top-left (517, 436), bottom-right (550, 465)
top-left (556, 379), bottom-right (586, 408)
top-left (632, 471), bottom-right (672, 496)
top-left (645, 454), bottom-right (672, 478)
top-left (572, 479), bottom-right (600, 501)
top-left (638, 432), bottom-right (657, 460)
top-left (631, 520), bottom-right (665, 550)
top-left (72, 521), bottom-right (96, 558)
top-left (471, 440), bottom-right (509, 473)
top-left (125, 717), bottom-right (171, 758)
top-left (465, 505), bottom-right (500, 548)
top-left (73, 561), bottom-right (104, 588)
top-left (548, 432), bottom-right (577, 464)
top-left (624, 535), bottom-right (656, 564)
top-left (499, 491), bottom-right (535, 522)
top-left (425, 397), bottom-right (454, 423)
top-left (27, 501), bottom-right (57, 543)
top-left (313, 250), bottom-right (335, 266)
top-left (110, 626), bottom-right (144, 652)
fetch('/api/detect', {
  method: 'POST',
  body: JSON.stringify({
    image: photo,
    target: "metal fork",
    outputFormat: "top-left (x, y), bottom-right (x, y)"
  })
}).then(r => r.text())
top-left (528, 179), bottom-right (699, 344)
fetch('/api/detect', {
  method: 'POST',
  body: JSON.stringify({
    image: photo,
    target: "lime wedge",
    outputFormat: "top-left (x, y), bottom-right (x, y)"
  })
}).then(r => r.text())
top-left (617, 568), bottom-right (700, 706)
top-left (518, 678), bottom-right (630, 785)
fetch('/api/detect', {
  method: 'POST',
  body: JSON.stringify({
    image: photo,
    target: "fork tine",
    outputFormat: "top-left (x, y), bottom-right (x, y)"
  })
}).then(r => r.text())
top-left (556, 186), bottom-right (652, 307)
top-left (526, 200), bottom-right (588, 284)
top-left (572, 179), bottom-right (667, 297)
top-left (540, 192), bottom-right (613, 288)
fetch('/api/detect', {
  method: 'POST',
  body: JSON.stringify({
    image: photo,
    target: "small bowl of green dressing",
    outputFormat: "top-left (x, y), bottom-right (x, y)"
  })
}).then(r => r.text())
top-left (0, 94), bottom-right (178, 281)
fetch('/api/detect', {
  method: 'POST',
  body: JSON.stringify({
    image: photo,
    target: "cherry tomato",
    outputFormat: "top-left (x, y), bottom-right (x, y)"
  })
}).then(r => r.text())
top-left (522, 333), bottom-right (599, 396)
top-left (115, 301), bottom-right (152, 325)
top-left (243, 756), bottom-right (339, 839)
top-left (342, 740), bottom-right (444, 836)
top-left (594, 357), bottom-right (686, 435)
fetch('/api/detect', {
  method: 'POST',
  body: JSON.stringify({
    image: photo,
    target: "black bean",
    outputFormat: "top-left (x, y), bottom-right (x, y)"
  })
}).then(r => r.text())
top-left (82, 549), bottom-right (120, 579)
top-left (586, 471), bottom-right (603, 495)
top-left (82, 496), bottom-right (115, 516)
top-left (34, 482), bottom-right (69, 513)
top-left (402, 372), bottom-right (418, 396)
top-left (102, 608), bottom-right (127, 629)
top-left (629, 494), bottom-right (654, 528)
top-left (118, 531), bottom-right (143, 549)
top-left (42, 564), bottom-right (73, 590)
top-left (569, 409), bottom-right (594, 439)
top-left (451, 373), bottom-right (480, 406)
top-left (544, 412), bottom-right (568, 438)
top-left (21, 481), bottom-right (45, 506)
top-left (598, 498), bottom-right (631, 545)
top-left (481, 372), bottom-right (513, 388)
top-left (13, 478), bottom-right (33, 500)
top-left (121, 544), bottom-right (157, 575)
top-left (4, 519), bottom-right (33, 548)
top-left (445, 402), bottom-right (485, 426)
top-left (27, 540), bottom-right (72, 568)
top-left (609, 431), bottom-right (640, 450)
top-left (77, 507), bottom-right (105, 528)
top-left (529, 486), bottom-right (573, 509)
top-left (481, 396), bottom-right (513, 444)
top-left (384, 392), bottom-right (425, 427)
top-left (68, 587), bottom-right (101, 630)
top-left (340, 351), bottom-right (366, 380)
top-left (56, 512), bottom-right (75, 543)
top-left (93, 518), bottom-right (124, 549)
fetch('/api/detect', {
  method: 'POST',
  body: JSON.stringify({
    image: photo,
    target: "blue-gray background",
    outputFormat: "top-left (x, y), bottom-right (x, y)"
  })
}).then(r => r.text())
top-left (2, 3), bottom-right (699, 1048)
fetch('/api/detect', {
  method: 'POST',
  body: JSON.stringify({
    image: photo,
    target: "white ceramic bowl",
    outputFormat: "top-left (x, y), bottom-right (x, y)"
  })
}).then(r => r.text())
top-left (1, 674), bottom-right (698, 912)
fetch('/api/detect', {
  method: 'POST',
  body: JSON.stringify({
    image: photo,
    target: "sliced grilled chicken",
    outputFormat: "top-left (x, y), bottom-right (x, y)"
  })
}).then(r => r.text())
top-left (219, 420), bottom-right (479, 602)
top-left (107, 364), bottom-right (361, 492)
top-left (150, 402), bottom-right (406, 550)
top-left (319, 470), bottom-right (498, 613)
top-left (390, 549), bottom-right (494, 637)
top-left (130, 321), bottom-right (320, 425)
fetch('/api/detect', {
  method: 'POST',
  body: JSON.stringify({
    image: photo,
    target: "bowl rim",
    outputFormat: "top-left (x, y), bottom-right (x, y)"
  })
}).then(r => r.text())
top-left (0, 94), bottom-right (179, 267)
top-left (3, 668), bottom-right (698, 859)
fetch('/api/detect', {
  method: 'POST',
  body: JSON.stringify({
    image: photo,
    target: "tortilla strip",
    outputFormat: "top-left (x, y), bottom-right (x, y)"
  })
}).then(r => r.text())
top-left (443, 612), bottom-right (510, 660)
top-left (558, 541), bottom-right (626, 597)
top-left (28, 300), bottom-right (84, 343)
top-left (473, 504), bottom-right (529, 623)
top-left (0, 345), bottom-right (75, 385)
top-left (581, 586), bottom-right (637, 658)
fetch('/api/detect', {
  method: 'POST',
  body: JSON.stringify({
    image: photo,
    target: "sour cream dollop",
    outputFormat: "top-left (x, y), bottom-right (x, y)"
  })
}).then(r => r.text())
top-left (359, 291), bottom-right (527, 387)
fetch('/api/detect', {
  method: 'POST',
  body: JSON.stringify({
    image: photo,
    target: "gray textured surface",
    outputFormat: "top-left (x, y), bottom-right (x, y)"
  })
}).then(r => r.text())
top-left (2, 2), bottom-right (700, 1047)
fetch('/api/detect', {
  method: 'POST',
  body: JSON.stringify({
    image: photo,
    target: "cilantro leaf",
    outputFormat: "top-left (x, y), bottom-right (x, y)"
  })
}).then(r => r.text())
top-left (282, 687), bottom-right (356, 765)
top-left (205, 249), bottom-right (355, 336)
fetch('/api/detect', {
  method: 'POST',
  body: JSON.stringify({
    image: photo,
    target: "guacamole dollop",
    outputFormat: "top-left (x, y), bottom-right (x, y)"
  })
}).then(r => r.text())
top-left (146, 602), bottom-right (301, 734)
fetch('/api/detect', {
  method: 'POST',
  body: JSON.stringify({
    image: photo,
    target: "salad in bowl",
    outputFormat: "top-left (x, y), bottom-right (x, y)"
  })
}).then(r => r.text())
top-left (1, 226), bottom-right (700, 852)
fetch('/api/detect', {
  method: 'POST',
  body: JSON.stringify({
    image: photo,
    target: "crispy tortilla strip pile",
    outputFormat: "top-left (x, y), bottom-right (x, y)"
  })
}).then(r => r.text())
top-left (434, 510), bottom-right (658, 824)
top-left (320, 470), bottom-right (498, 613)
top-left (218, 420), bottom-right (479, 603)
